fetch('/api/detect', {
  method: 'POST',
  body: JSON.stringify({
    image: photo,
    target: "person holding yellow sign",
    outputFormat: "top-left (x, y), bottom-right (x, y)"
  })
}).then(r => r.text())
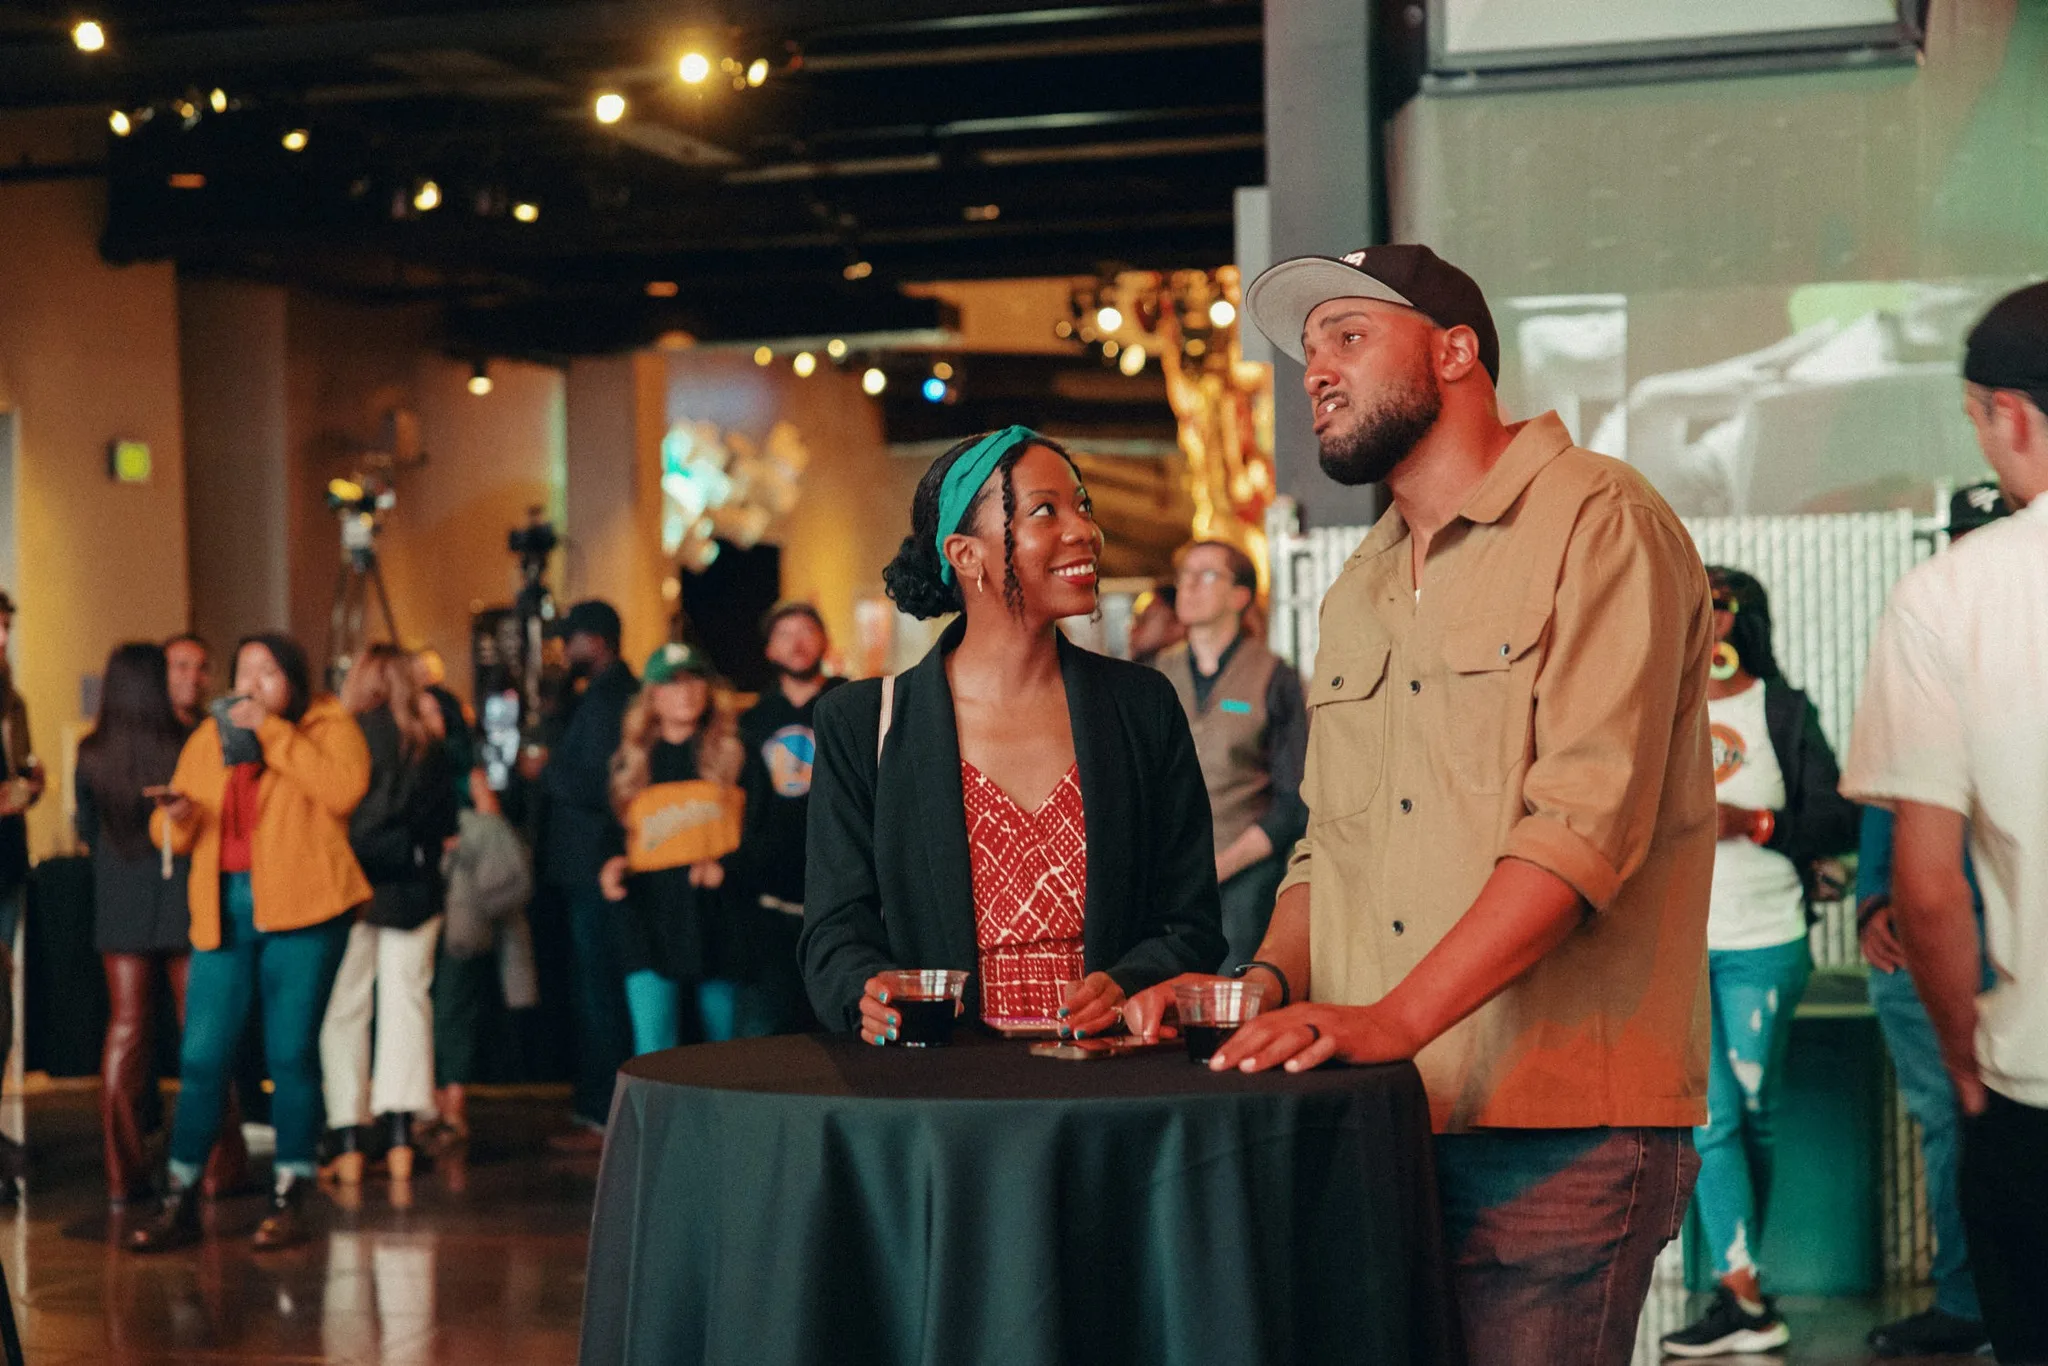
top-left (599, 644), bottom-right (749, 1054)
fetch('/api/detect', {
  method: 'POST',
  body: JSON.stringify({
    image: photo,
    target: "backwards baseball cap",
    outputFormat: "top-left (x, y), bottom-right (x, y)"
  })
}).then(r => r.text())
top-left (1949, 481), bottom-right (2013, 538)
top-left (548, 599), bottom-right (622, 647)
top-left (642, 642), bottom-right (715, 685)
top-left (1245, 243), bottom-right (1500, 382)
top-left (1963, 280), bottom-right (2048, 398)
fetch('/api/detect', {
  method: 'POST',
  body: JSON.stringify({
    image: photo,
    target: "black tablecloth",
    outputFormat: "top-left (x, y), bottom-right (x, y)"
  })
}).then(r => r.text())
top-left (580, 1032), bottom-right (1461, 1366)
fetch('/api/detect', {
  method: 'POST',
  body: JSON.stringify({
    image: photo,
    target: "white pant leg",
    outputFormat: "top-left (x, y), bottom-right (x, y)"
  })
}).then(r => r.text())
top-left (368, 916), bottom-right (442, 1119)
top-left (320, 920), bottom-right (380, 1129)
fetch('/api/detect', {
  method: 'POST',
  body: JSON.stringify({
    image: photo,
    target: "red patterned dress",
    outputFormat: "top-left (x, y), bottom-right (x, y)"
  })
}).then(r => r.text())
top-left (960, 760), bottom-right (1087, 1031)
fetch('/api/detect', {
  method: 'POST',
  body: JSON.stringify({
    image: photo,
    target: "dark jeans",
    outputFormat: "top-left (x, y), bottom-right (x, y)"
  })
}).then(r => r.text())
top-left (564, 881), bottom-right (631, 1127)
top-left (1961, 1088), bottom-right (2048, 1363)
top-left (169, 873), bottom-right (350, 1179)
top-left (1218, 851), bottom-right (1288, 972)
top-left (433, 947), bottom-right (497, 1086)
top-left (1436, 1125), bottom-right (1698, 1366)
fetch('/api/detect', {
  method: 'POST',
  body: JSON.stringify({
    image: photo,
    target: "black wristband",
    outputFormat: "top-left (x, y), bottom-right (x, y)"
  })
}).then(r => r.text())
top-left (1232, 960), bottom-right (1292, 1007)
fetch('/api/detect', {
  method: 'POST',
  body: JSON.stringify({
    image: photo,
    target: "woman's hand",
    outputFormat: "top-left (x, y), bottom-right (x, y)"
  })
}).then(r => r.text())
top-left (599, 855), bottom-right (630, 903)
top-left (1124, 972), bottom-right (1227, 1043)
top-left (859, 975), bottom-right (905, 1046)
top-left (687, 860), bottom-right (725, 889)
top-left (1057, 972), bottom-right (1125, 1039)
top-left (227, 695), bottom-right (271, 732)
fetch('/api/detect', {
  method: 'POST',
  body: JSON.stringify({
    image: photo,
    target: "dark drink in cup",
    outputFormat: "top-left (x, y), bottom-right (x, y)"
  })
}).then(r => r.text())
top-left (1182, 1022), bottom-right (1240, 1065)
top-left (1174, 980), bottom-right (1267, 1065)
top-left (877, 970), bottom-right (970, 1048)
top-left (893, 997), bottom-right (958, 1047)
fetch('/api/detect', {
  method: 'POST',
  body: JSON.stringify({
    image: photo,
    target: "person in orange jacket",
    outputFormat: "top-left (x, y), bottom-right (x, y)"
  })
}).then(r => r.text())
top-left (128, 633), bottom-right (370, 1254)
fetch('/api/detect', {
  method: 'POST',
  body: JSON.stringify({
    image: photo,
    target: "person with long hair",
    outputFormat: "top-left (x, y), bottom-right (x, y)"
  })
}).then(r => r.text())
top-left (75, 643), bottom-right (249, 1207)
top-left (319, 644), bottom-right (457, 1184)
top-left (129, 633), bottom-right (370, 1253)
top-left (599, 643), bottom-right (749, 1050)
top-left (801, 427), bottom-right (1225, 1041)
top-left (1660, 567), bottom-right (1859, 1358)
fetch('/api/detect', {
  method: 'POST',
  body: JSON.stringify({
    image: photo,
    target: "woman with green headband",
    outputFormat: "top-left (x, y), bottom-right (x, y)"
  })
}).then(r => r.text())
top-left (799, 427), bottom-right (1226, 1043)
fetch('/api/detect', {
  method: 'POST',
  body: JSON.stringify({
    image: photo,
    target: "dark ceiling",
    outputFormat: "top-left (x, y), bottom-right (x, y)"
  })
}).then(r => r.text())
top-left (0, 0), bottom-right (1265, 357)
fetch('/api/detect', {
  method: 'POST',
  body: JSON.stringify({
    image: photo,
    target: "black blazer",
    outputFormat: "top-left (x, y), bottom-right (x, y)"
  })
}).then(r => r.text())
top-left (1759, 680), bottom-right (1860, 893)
top-left (801, 619), bottom-right (1227, 1032)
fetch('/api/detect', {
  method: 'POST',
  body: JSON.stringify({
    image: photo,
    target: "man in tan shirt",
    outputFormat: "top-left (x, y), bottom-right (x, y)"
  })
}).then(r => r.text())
top-left (1130, 245), bottom-right (1716, 1366)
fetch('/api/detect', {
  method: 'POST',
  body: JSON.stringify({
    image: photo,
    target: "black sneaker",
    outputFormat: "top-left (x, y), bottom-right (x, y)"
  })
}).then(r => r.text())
top-left (1867, 1307), bottom-right (1990, 1358)
top-left (1660, 1286), bottom-right (1791, 1358)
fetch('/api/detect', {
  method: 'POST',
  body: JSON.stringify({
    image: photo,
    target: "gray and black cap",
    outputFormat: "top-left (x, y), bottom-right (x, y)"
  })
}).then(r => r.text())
top-left (1245, 243), bottom-right (1500, 383)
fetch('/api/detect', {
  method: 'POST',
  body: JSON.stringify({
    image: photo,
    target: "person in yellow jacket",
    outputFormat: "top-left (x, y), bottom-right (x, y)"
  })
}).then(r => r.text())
top-left (129, 633), bottom-right (369, 1253)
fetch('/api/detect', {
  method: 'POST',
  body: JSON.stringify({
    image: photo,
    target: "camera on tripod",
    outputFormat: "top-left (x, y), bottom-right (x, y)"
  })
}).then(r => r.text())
top-left (327, 475), bottom-right (396, 564)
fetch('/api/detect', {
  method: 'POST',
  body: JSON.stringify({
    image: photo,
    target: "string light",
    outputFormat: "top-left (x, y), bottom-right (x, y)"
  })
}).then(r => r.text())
top-left (932, 361), bottom-right (955, 381)
top-left (861, 367), bottom-right (887, 396)
top-left (467, 362), bottom-right (493, 397)
top-left (826, 338), bottom-right (848, 361)
top-left (413, 180), bottom-right (441, 212)
top-left (747, 58), bottom-right (770, 87)
top-left (792, 351), bottom-right (817, 378)
top-left (594, 92), bottom-right (627, 124)
top-left (1119, 344), bottom-right (1147, 376)
top-left (108, 110), bottom-right (131, 136)
top-left (678, 52), bottom-right (711, 84)
top-left (842, 260), bottom-right (873, 281)
top-left (71, 20), bottom-right (105, 52)
top-left (282, 128), bottom-right (309, 152)
top-left (209, 88), bottom-right (228, 114)
top-left (753, 346), bottom-right (773, 367)
top-left (512, 200), bottom-right (540, 223)
top-left (1095, 306), bottom-right (1123, 333)
top-left (921, 376), bottom-right (950, 404)
top-left (1208, 299), bottom-right (1237, 328)
top-left (645, 280), bottom-right (680, 298)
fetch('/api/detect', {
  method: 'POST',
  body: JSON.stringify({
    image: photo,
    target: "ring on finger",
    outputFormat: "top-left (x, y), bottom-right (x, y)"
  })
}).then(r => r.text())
top-left (1303, 1024), bottom-right (1322, 1044)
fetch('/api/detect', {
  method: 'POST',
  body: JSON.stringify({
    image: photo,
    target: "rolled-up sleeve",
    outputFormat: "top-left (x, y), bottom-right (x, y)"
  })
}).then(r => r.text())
top-left (1503, 502), bottom-right (1708, 913)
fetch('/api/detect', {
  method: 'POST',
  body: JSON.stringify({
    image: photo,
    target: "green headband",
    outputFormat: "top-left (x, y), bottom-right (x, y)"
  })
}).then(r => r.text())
top-left (935, 425), bottom-right (1043, 586)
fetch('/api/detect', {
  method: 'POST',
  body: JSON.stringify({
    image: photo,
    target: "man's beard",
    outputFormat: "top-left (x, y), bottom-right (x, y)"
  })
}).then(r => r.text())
top-left (1317, 368), bottom-right (1442, 487)
top-left (778, 662), bottom-right (824, 683)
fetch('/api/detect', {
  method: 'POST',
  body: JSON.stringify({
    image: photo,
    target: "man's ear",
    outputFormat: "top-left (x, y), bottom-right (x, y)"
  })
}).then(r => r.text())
top-left (1436, 324), bottom-right (1484, 383)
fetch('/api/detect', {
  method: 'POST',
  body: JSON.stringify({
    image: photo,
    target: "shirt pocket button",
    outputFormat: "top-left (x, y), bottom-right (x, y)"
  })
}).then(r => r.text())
top-left (1392, 920), bottom-right (1405, 935)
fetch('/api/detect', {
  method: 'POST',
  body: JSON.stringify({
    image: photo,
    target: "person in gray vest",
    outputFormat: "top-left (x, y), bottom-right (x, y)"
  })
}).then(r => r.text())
top-left (1153, 541), bottom-right (1308, 970)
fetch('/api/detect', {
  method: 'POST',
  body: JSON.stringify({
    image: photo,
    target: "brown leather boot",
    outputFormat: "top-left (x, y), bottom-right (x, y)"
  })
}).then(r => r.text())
top-left (251, 1175), bottom-right (309, 1251)
top-left (127, 1184), bottom-right (202, 1253)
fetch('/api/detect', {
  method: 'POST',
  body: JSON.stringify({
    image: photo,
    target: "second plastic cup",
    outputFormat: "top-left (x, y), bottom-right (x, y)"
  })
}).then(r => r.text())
top-left (1174, 979), bottom-right (1268, 1064)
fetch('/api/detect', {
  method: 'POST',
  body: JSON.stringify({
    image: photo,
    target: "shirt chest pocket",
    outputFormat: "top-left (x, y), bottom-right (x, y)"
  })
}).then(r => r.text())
top-left (1303, 643), bottom-right (1391, 823)
top-left (1439, 612), bottom-right (1547, 794)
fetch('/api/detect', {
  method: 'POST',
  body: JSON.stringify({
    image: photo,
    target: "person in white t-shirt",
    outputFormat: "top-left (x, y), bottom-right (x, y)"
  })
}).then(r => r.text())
top-left (1841, 280), bottom-right (2048, 1365)
top-left (1662, 567), bottom-right (1860, 1359)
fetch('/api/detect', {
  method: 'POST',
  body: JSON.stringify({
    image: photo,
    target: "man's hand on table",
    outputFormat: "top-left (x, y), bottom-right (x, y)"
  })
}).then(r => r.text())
top-left (1209, 1002), bottom-right (1420, 1074)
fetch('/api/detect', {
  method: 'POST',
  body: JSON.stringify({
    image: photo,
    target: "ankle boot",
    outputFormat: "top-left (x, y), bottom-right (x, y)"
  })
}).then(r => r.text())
top-left (127, 1184), bottom-right (202, 1253)
top-left (320, 1126), bottom-right (365, 1186)
top-left (0, 1134), bottom-right (24, 1206)
top-left (252, 1174), bottom-right (308, 1250)
top-left (384, 1112), bottom-right (415, 1181)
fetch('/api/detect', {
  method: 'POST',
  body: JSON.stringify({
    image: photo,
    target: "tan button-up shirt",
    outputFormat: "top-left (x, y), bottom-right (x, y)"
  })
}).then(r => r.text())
top-left (1282, 413), bottom-right (1715, 1133)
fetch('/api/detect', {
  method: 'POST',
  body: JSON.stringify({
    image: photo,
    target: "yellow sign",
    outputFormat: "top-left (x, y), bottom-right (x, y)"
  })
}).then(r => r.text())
top-left (622, 780), bottom-right (745, 872)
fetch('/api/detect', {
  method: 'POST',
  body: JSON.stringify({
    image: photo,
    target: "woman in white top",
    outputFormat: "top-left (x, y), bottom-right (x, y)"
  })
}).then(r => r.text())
top-left (1662, 567), bottom-right (1860, 1360)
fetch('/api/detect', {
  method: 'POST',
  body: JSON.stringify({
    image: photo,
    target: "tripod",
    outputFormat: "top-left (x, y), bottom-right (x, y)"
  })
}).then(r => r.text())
top-left (328, 510), bottom-right (401, 689)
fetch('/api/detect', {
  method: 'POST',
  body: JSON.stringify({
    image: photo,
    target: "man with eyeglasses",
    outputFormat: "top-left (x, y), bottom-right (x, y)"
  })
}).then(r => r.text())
top-left (1152, 541), bottom-right (1308, 969)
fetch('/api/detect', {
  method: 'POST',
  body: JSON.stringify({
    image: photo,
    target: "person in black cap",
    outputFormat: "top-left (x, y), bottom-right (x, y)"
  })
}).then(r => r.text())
top-left (1843, 279), bottom-right (2048, 1366)
top-left (539, 599), bottom-right (639, 1147)
top-left (1128, 243), bottom-right (1717, 1366)
top-left (735, 603), bottom-right (841, 1034)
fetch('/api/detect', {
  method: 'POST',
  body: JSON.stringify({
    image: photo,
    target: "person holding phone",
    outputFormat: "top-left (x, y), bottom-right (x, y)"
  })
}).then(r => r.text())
top-left (129, 633), bottom-right (370, 1253)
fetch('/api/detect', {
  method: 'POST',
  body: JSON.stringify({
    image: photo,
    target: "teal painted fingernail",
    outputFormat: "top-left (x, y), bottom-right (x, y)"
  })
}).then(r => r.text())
top-left (878, 989), bottom-right (890, 1004)
top-left (1057, 1007), bottom-right (1070, 1018)
top-left (1074, 1029), bottom-right (1087, 1039)
top-left (887, 1027), bottom-right (898, 1041)
top-left (872, 1034), bottom-right (886, 1046)
top-left (887, 1013), bottom-right (898, 1027)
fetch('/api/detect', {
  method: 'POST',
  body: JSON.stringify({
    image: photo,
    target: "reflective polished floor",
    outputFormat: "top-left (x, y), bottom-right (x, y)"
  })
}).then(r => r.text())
top-left (0, 1087), bottom-right (592, 1365)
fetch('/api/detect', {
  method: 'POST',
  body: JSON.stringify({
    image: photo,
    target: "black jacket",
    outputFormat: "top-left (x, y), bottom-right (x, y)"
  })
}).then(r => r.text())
top-left (75, 773), bottom-right (192, 955)
top-left (801, 620), bottom-right (1227, 1032)
top-left (349, 707), bottom-right (459, 930)
top-left (542, 658), bottom-right (638, 890)
top-left (1759, 680), bottom-right (1860, 894)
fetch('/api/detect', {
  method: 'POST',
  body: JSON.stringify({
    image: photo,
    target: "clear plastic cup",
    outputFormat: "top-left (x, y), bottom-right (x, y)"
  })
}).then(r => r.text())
top-left (1174, 979), bottom-right (1268, 1064)
top-left (878, 969), bottom-right (970, 1047)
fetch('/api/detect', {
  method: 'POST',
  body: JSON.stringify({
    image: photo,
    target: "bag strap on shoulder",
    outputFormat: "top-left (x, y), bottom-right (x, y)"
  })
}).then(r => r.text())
top-left (876, 675), bottom-right (896, 767)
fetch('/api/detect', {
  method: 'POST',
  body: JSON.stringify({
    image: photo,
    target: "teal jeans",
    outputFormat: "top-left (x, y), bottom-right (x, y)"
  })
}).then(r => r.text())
top-left (169, 873), bottom-right (350, 1182)
top-left (1692, 935), bottom-right (1813, 1280)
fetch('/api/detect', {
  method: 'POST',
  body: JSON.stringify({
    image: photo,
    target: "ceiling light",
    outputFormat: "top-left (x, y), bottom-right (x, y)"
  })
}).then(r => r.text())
top-left (594, 92), bottom-right (627, 124)
top-left (792, 351), bottom-right (817, 378)
top-left (646, 280), bottom-right (679, 298)
top-left (1208, 299), bottom-right (1237, 329)
top-left (71, 20), bottom-right (105, 52)
top-left (842, 260), bottom-right (872, 281)
top-left (174, 100), bottom-right (198, 127)
top-left (108, 109), bottom-right (130, 136)
top-left (825, 338), bottom-right (848, 361)
top-left (282, 128), bottom-right (309, 152)
top-left (861, 367), bottom-right (887, 396)
top-left (747, 58), bottom-right (770, 87)
top-left (753, 346), bottom-right (773, 367)
top-left (511, 201), bottom-right (540, 224)
top-left (1102, 339), bottom-right (1121, 359)
top-left (209, 88), bottom-right (228, 115)
top-left (932, 361), bottom-right (955, 381)
top-left (963, 203), bottom-right (1001, 222)
top-left (467, 362), bottom-right (493, 397)
top-left (168, 172), bottom-right (205, 190)
top-left (921, 376), bottom-right (949, 404)
top-left (1095, 306), bottom-right (1123, 333)
top-left (413, 180), bottom-right (441, 212)
top-left (679, 52), bottom-right (711, 85)
top-left (1119, 344), bottom-right (1147, 377)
